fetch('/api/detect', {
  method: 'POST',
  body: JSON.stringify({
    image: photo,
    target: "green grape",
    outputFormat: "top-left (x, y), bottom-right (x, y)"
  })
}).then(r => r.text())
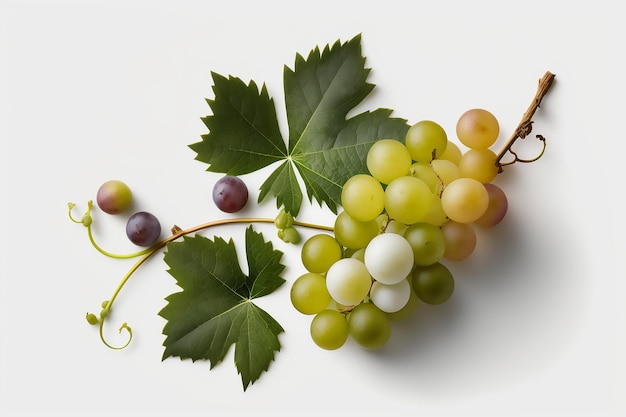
top-left (325, 258), bottom-right (372, 306)
top-left (341, 174), bottom-right (385, 222)
top-left (350, 247), bottom-right (366, 262)
top-left (369, 279), bottom-right (411, 313)
top-left (409, 162), bottom-right (441, 193)
top-left (441, 220), bottom-right (477, 261)
top-left (364, 233), bottom-right (414, 285)
top-left (412, 262), bottom-right (455, 305)
top-left (405, 120), bottom-right (448, 162)
top-left (334, 211), bottom-right (379, 250)
top-left (438, 140), bottom-right (462, 165)
top-left (456, 108), bottom-right (500, 149)
top-left (366, 139), bottom-right (412, 184)
top-left (421, 194), bottom-right (448, 227)
top-left (310, 309), bottom-right (349, 350)
top-left (458, 148), bottom-right (499, 183)
top-left (348, 303), bottom-right (391, 350)
top-left (441, 178), bottom-right (489, 223)
top-left (384, 219), bottom-right (408, 235)
top-left (290, 272), bottom-right (332, 315)
top-left (301, 234), bottom-right (343, 273)
top-left (384, 176), bottom-right (432, 225)
top-left (474, 183), bottom-right (508, 227)
top-left (430, 159), bottom-right (460, 186)
top-left (404, 222), bottom-right (446, 266)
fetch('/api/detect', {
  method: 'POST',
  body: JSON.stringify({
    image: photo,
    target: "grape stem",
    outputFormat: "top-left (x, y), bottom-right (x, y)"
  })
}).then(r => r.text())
top-left (74, 210), bottom-right (332, 350)
top-left (494, 71), bottom-right (556, 172)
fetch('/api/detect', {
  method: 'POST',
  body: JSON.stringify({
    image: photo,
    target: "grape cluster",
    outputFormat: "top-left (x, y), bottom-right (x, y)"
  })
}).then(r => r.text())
top-left (95, 180), bottom-right (162, 247)
top-left (290, 109), bottom-right (508, 350)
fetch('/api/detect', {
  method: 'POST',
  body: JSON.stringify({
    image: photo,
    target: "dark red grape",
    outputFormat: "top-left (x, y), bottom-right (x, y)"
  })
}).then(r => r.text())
top-left (96, 180), bottom-right (132, 214)
top-left (125, 211), bottom-right (161, 247)
top-left (212, 176), bottom-right (248, 213)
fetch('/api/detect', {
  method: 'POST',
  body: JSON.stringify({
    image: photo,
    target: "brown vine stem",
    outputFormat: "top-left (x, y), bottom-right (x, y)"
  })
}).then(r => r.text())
top-left (494, 71), bottom-right (556, 172)
top-left (88, 216), bottom-right (333, 349)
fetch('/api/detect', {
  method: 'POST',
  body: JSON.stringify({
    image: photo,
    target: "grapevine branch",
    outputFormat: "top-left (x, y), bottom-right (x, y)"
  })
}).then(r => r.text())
top-left (495, 71), bottom-right (556, 172)
top-left (69, 202), bottom-right (332, 349)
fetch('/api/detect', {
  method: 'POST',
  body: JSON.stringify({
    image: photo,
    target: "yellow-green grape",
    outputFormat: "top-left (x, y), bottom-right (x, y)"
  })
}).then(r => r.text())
top-left (456, 108), bottom-right (500, 149)
top-left (384, 219), bottom-right (408, 235)
top-left (301, 234), bottom-right (343, 274)
top-left (405, 120), bottom-right (448, 162)
top-left (364, 233), bottom-right (414, 285)
top-left (458, 148), bottom-right (499, 183)
top-left (441, 178), bottom-right (489, 223)
top-left (409, 162), bottom-right (441, 193)
top-left (310, 309), bottom-right (349, 350)
top-left (441, 221), bottom-right (477, 261)
top-left (412, 262), bottom-right (455, 305)
top-left (430, 159), bottom-right (460, 186)
top-left (421, 194), bottom-right (448, 227)
top-left (366, 139), bottom-right (412, 184)
top-left (341, 174), bottom-right (385, 222)
top-left (334, 211), bottom-right (379, 250)
top-left (350, 248), bottom-right (366, 262)
top-left (290, 272), bottom-right (332, 315)
top-left (438, 140), bottom-right (463, 165)
top-left (404, 222), bottom-right (446, 266)
top-left (369, 279), bottom-right (411, 313)
top-left (348, 303), bottom-right (391, 350)
top-left (325, 258), bottom-right (372, 306)
top-left (384, 176), bottom-right (432, 225)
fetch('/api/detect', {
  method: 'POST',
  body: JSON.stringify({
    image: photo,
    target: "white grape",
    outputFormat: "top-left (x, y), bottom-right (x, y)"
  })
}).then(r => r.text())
top-left (364, 233), bottom-right (414, 285)
top-left (325, 258), bottom-right (372, 306)
top-left (369, 279), bottom-right (411, 313)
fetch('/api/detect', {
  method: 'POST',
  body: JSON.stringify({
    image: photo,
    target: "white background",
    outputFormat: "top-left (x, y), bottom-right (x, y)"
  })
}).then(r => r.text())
top-left (1, 1), bottom-right (625, 416)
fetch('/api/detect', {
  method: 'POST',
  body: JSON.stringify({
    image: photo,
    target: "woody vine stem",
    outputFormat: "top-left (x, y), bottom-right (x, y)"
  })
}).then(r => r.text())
top-left (69, 71), bottom-right (555, 350)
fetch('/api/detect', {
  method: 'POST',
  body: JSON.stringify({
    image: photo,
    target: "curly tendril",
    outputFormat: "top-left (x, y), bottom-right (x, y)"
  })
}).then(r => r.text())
top-left (495, 71), bottom-right (555, 172)
top-left (71, 204), bottom-right (333, 350)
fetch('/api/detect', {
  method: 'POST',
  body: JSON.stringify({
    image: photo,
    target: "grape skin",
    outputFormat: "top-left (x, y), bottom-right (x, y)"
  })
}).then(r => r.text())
top-left (348, 303), bottom-right (391, 350)
top-left (212, 176), bottom-right (249, 213)
top-left (125, 211), bottom-right (161, 247)
top-left (310, 310), bottom-right (349, 350)
top-left (96, 180), bottom-right (132, 214)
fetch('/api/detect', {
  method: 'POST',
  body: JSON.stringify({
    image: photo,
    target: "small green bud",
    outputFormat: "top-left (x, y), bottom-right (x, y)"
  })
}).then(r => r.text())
top-left (274, 210), bottom-right (293, 229)
top-left (86, 312), bottom-right (99, 325)
top-left (81, 214), bottom-right (92, 227)
top-left (281, 227), bottom-right (301, 244)
top-left (101, 300), bottom-right (109, 309)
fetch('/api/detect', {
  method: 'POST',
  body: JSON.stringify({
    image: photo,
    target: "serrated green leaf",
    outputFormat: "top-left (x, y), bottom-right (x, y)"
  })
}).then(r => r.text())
top-left (189, 34), bottom-right (410, 216)
top-left (159, 226), bottom-right (285, 391)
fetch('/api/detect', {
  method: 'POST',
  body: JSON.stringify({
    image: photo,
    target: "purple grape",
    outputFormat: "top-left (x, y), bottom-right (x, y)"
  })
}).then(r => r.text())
top-left (125, 211), bottom-right (161, 247)
top-left (212, 176), bottom-right (248, 213)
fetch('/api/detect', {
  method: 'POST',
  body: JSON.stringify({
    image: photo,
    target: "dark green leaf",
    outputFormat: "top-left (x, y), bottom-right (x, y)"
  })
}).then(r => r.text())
top-left (189, 34), bottom-right (409, 216)
top-left (159, 226), bottom-right (285, 391)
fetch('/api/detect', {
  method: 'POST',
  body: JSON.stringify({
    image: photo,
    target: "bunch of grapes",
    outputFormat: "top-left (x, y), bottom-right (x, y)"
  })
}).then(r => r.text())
top-left (290, 108), bottom-right (508, 350)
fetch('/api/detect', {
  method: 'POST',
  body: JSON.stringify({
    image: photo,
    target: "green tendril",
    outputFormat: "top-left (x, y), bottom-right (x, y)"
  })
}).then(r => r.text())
top-left (68, 200), bottom-right (156, 259)
top-left (86, 216), bottom-right (333, 350)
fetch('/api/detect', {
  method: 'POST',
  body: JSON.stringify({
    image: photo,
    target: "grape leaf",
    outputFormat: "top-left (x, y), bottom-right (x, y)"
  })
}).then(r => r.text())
top-left (189, 34), bottom-right (410, 216)
top-left (159, 226), bottom-right (286, 391)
